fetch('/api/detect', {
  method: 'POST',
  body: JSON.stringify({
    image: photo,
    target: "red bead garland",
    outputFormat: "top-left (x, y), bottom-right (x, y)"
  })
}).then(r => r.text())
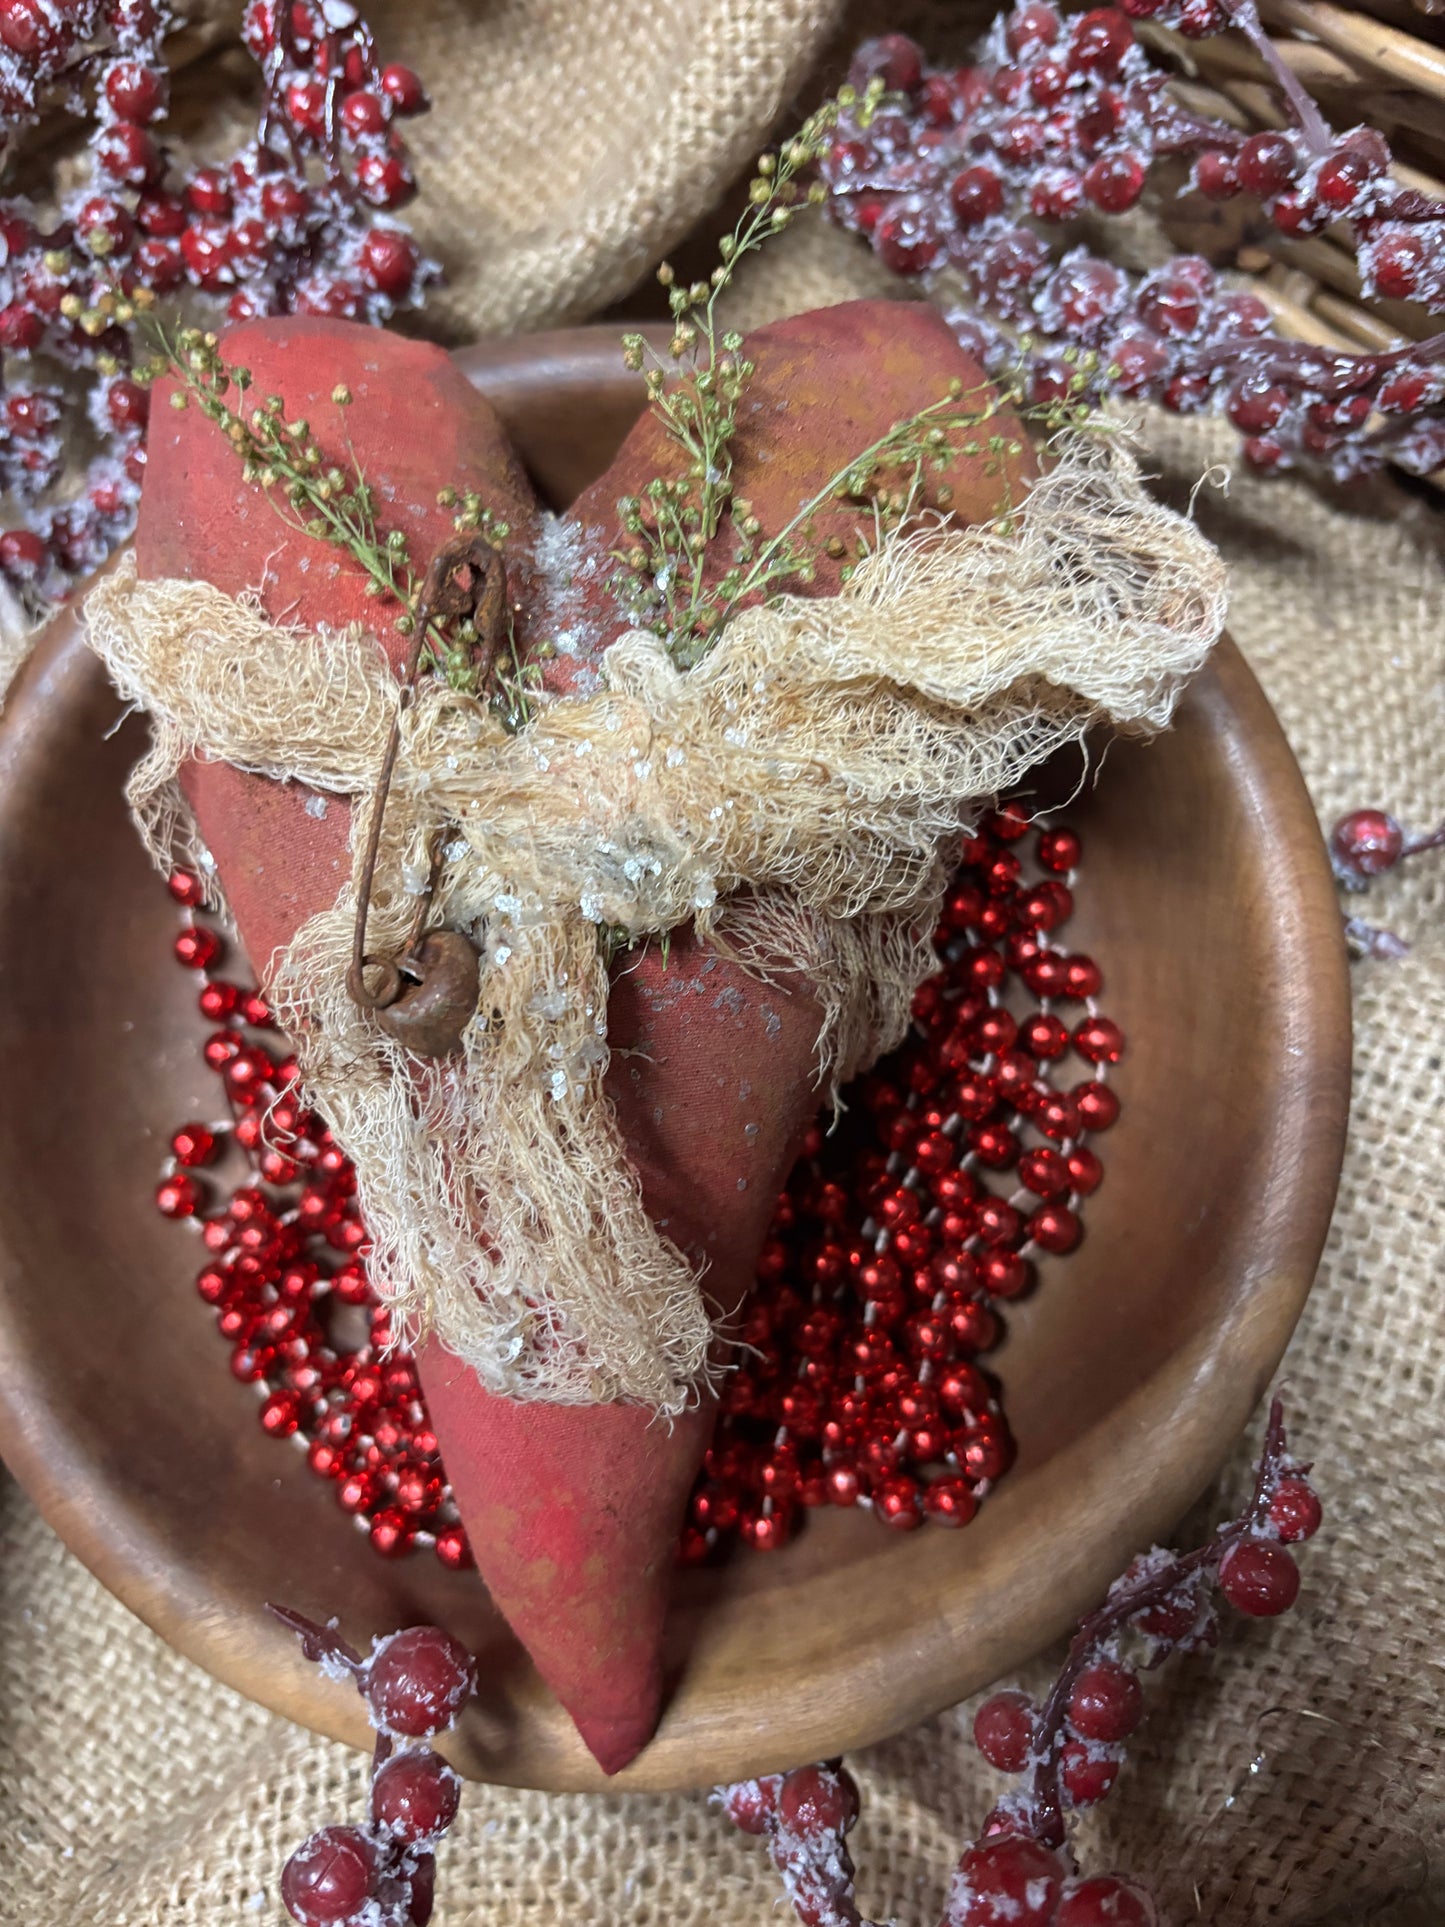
top-left (155, 811), bottom-right (1122, 1566)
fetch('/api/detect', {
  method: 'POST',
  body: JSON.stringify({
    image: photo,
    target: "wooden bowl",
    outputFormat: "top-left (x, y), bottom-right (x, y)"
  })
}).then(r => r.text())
top-left (0, 328), bottom-right (1350, 1793)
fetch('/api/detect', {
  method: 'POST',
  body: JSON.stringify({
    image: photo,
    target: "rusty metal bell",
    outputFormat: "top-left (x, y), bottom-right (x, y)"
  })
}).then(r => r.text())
top-left (370, 929), bottom-right (482, 1057)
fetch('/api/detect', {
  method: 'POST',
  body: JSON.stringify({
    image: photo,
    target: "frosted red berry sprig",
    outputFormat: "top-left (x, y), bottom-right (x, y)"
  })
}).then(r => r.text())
top-left (1328, 805), bottom-right (1445, 959)
top-left (963, 1395), bottom-right (1311, 1871)
top-left (720, 1395), bottom-right (1320, 1927)
top-left (720, 1764), bottom-right (866, 1927)
top-left (270, 1604), bottom-right (475, 1927)
top-left (0, 1), bottom-right (436, 613)
top-left (820, 3), bottom-right (1445, 484)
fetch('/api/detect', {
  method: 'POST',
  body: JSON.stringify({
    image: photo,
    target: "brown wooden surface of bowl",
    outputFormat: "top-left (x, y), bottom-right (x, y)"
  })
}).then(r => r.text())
top-left (0, 328), bottom-right (1350, 1793)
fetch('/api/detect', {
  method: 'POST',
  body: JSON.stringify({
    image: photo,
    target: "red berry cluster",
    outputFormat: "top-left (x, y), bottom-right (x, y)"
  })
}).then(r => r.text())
top-left (687, 805), bottom-right (1121, 1559)
top-left (158, 809), bottom-right (1118, 1568)
top-left (0, 1), bottom-right (435, 609)
top-left (721, 1398), bottom-right (1320, 1927)
top-left (821, 3), bottom-right (1445, 483)
top-left (0, 1), bottom-right (110, 146)
top-left (158, 866), bottom-right (472, 1572)
top-left (231, 0), bottom-right (432, 309)
top-left (0, 0), bottom-right (168, 599)
top-left (271, 1607), bottom-right (474, 1927)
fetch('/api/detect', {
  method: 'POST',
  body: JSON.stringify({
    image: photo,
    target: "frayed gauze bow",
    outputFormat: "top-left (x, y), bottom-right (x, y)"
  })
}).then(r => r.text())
top-left (85, 438), bottom-right (1225, 1413)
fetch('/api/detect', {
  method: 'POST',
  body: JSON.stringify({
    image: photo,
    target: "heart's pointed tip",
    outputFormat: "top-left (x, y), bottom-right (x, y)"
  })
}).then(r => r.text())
top-left (569, 1693), bottom-right (664, 1776)
top-left (415, 1345), bottom-right (708, 1773)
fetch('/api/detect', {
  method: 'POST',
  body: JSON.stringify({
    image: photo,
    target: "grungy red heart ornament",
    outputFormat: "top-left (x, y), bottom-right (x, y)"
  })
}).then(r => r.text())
top-left (132, 300), bottom-right (1036, 1772)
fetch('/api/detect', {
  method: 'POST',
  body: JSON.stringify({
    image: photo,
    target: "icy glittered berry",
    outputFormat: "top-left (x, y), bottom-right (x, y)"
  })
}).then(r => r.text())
top-left (1056, 1874), bottom-right (1158, 1926)
top-left (280, 1826), bottom-right (376, 1927)
top-left (365, 1625), bottom-right (476, 1737)
top-left (370, 1747), bottom-right (461, 1844)
top-left (1268, 1476), bottom-right (1323, 1543)
top-left (948, 1836), bottom-right (1066, 1926)
top-left (778, 1762), bottom-right (861, 1837)
top-left (972, 1690), bottom-right (1034, 1772)
top-left (1330, 808), bottom-right (1403, 886)
top-left (721, 1777), bottom-right (779, 1835)
top-left (1219, 1538), bottom-right (1301, 1617)
top-left (1067, 1658), bottom-right (1142, 1742)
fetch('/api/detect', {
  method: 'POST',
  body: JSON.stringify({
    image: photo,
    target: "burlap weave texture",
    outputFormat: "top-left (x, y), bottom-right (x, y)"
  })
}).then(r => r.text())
top-left (4, 2), bottom-right (1445, 1922)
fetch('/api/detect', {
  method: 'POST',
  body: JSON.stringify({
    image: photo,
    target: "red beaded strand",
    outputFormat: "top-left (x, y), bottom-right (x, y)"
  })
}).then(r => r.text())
top-left (157, 885), bottom-right (467, 1569)
top-left (156, 810), bottom-right (1123, 1565)
top-left (685, 807), bottom-right (1122, 1559)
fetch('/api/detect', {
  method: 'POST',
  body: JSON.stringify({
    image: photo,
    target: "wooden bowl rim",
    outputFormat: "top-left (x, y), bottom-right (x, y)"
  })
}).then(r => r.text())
top-left (0, 326), bottom-right (1351, 1791)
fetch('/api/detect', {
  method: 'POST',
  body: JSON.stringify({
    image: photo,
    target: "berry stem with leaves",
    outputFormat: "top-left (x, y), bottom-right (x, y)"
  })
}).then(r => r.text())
top-left (609, 86), bottom-right (1101, 674)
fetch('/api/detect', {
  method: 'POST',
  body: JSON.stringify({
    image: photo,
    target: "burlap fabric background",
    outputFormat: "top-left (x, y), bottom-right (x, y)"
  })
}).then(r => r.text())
top-left (3, 3), bottom-right (1443, 1922)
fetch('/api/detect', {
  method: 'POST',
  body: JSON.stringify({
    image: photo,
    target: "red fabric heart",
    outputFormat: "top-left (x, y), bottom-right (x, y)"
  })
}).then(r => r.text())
top-left (135, 305), bottom-right (1028, 1771)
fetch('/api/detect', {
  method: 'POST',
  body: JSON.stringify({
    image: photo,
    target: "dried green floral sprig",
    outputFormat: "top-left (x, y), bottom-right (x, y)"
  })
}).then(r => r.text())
top-left (144, 85), bottom-right (1104, 746)
top-left (612, 93), bottom-right (854, 656)
top-left (616, 353), bottom-right (1099, 670)
top-left (613, 88), bottom-right (1100, 671)
top-left (612, 91), bottom-right (857, 663)
top-left (145, 324), bottom-right (535, 725)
